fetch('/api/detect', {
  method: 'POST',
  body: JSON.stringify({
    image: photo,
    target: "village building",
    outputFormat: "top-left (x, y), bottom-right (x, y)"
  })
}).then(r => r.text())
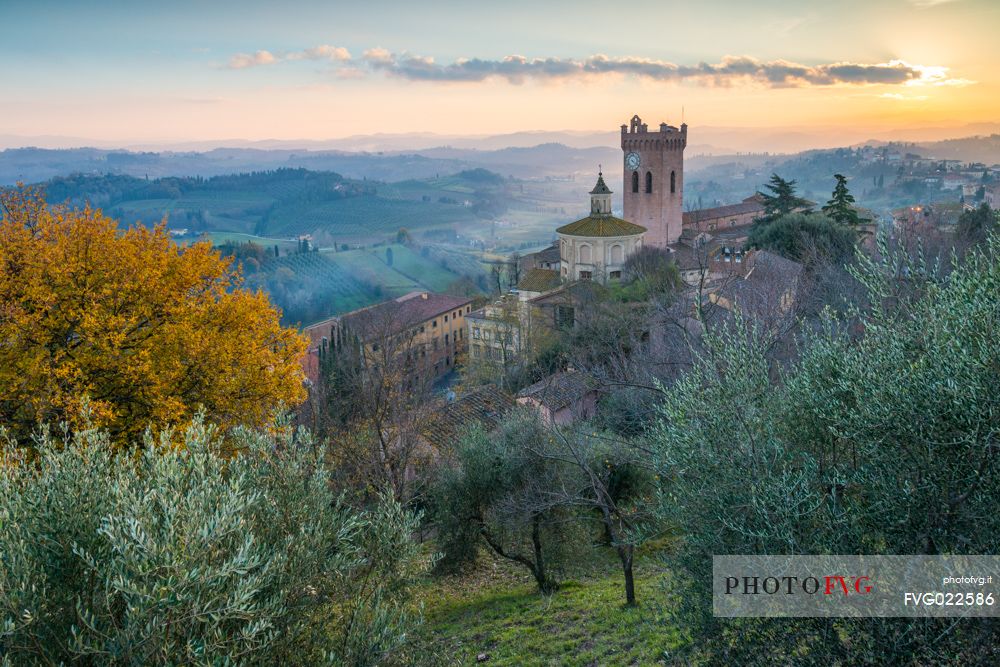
top-left (681, 195), bottom-right (766, 232)
top-left (302, 290), bottom-right (473, 385)
top-left (515, 370), bottom-right (599, 426)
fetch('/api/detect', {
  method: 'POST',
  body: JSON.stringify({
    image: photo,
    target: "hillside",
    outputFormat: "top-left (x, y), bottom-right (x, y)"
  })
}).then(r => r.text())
top-left (232, 243), bottom-right (487, 326)
top-left (36, 168), bottom-right (509, 245)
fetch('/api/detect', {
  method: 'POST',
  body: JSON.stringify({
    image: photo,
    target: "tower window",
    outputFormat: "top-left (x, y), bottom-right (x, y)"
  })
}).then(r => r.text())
top-left (670, 170), bottom-right (676, 194)
top-left (631, 171), bottom-right (639, 193)
top-left (645, 171), bottom-right (653, 193)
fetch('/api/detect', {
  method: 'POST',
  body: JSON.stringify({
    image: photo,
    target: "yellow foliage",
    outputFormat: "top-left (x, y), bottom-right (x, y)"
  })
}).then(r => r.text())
top-left (0, 186), bottom-right (307, 445)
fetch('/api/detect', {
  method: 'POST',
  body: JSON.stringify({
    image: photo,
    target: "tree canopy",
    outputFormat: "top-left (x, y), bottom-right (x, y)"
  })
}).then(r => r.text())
top-left (746, 211), bottom-right (857, 266)
top-left (757, 173), bottom-right (812, 221)
top-left (0, 186), bottom-right (307, 445)
top-left (821, 173), bottom-right (866, 226)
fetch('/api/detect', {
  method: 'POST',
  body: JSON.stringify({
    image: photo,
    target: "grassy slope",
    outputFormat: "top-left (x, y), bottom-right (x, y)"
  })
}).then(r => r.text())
top-left (393, 548), bottom-right (685, 667)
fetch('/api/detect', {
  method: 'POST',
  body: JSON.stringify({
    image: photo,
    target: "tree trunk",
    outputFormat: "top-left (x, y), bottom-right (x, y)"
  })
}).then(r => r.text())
top-left (531, 514), bottom-right (556, 593)
top-left (620, 545), bottom-right (636, 606)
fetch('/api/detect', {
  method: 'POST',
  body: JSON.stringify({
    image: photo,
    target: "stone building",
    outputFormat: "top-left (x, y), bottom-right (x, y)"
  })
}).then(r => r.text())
top-left (302, 290), bottom-right (473, 385)
top-left (682, 195), bottom-right (766, 232)
top-left (516, 370), bottom-right (599, 426)
top-left (556, 172), bottom-right (646, 282)
top-left (621, 114), bottom-right (687, 247)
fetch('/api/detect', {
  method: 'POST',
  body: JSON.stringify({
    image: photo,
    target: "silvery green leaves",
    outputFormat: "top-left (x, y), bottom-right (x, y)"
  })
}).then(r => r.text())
top-left (0, 418), bottom-right (423, 666)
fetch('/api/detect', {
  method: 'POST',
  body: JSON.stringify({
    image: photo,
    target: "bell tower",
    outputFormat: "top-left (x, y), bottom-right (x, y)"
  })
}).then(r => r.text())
top-left (621, 114), bottom-right (687, 247)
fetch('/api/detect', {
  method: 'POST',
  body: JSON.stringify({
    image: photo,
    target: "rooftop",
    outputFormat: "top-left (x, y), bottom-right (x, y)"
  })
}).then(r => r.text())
top-left (517, 370), bottom-right (599, 411)
top-left (516, 268), bottom-right (561, 293)
top-left (556, 215), bottom-right (647, 238)
top-left (421, 385), bottom-right (516, 450)
top-left (682, 196), bottom-right (765, 225)
top-left (589, 172), bottom-right (613, 195)
top-left (306, 291), bottom-right (472, 340)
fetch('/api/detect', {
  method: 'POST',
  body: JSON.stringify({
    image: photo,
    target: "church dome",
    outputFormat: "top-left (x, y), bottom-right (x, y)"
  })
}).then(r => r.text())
top-left (556, 170), bottom-right (647, 237)
top-left (555, 215), bottom-right (646, 238)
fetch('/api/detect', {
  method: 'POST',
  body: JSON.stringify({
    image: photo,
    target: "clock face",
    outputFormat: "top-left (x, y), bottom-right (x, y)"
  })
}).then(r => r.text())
top-left (625, 151), bottom-right (641, 171)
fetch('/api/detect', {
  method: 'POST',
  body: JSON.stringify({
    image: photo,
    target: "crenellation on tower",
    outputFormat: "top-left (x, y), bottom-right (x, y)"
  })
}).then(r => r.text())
top-left (621, 113), bottom-right (686, 247)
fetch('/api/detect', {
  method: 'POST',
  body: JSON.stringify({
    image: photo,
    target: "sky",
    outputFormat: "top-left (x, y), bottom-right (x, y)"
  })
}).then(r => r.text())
top-left (1, 0), bottom-right (998, 145)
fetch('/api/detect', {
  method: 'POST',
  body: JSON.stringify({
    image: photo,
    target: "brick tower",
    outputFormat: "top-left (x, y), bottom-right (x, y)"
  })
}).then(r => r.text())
top-left (621, 114), bottom-right (687, 247)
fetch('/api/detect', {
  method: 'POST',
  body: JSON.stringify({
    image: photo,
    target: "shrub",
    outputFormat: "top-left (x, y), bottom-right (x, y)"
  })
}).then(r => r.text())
top-left (650, 236), bottom-right (1000, 662)
top-left (0, 418), bottom-right (424, 666)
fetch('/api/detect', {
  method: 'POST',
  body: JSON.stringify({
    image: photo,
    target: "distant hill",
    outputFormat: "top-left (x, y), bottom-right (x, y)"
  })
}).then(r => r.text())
top-left (34, 168), bottom-right (510, 245)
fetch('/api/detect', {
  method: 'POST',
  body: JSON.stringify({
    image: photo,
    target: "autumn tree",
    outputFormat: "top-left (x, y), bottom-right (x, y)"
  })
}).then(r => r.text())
top-left (0, 186), bottom-right (307, 445)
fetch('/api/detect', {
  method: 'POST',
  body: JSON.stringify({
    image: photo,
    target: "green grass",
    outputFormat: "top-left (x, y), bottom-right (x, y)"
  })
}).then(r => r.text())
top-left (193, 231), bottom-right (300, 250)
top-left (392, 548), bottom-right (685, 666)
top-left (264, 196), bottom-right (475, 238)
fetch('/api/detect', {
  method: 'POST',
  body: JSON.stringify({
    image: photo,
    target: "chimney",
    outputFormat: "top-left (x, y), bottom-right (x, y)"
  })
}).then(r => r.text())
top-left (421, 292), bottom-right (428, 300)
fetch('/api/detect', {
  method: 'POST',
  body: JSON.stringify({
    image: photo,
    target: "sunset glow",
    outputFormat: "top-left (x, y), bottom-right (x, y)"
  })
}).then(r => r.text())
top-left (1, 0), bottom-right (997, 144)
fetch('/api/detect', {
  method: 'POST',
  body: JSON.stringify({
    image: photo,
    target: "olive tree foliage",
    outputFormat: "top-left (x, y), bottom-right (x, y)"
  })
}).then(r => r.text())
top-left (431, 411), bottom-right (584, 593)
top-left (0, 417), bottom-right (425, 666)
top-left (650, 234), bottom-right (1000, 663)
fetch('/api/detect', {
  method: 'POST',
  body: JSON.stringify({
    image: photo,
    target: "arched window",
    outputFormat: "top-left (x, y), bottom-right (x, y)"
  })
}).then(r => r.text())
top-left (610, 244), bottom-right (624, 264)
top-left (579, 244), bottom-right (592, 263)
top-left (631, 171), bottom-right (639, 193)
top-left (645, 171), bottom-right (653, 193)
top-left (670, 170), bottom-right (676, 194)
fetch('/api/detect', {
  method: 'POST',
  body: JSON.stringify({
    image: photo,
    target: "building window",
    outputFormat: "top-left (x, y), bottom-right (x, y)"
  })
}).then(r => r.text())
top-left (555, 305), bottom-right (575, 330)
top-left (473, 327), bottom-right (481, 339)
top-left (432, 320), bottom-right (438, 328)
top-left (670, 170), bottom-right (676, 193)
top-left (610, 244), bottom-right (623, 264)
top-left (631, 171), bottom-right (639, 193)
top-left (483, 330), bottom-right (491, 341)
top-left (610, 270), bottom-right (622, 280)
top-left (466, 306), bottom-right (471, 313)
top-left (579, 244), bottom-right (592, 263)
top-left (579, 270), bottom-right (592, 280)
top-left (645, 171), bottom-right (653, 193)
top-left (444, 315), bottom-right (448, 322)
top-left (472, 344), bottom-right (481, 358)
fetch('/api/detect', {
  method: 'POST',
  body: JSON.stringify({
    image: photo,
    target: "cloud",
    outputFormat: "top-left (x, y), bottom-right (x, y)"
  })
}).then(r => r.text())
top-left (364, 52), bottom-right (962, 88)
top-left (224, 46), bottom-right (972, 89)
top-left (879, 93), bottom-right (929, 101)
top-left (287, 45), bottom-right (352, 62)
top-left (227, 45), bottom-right (351, 69)
top-left (227, 50), bottom-right (277, 69)
top-left (908, 0), bottom-right (960, 7)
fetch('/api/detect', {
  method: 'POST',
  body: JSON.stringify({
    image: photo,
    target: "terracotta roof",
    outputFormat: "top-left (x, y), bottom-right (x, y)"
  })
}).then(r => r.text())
top-left (310, 291), bottom-right (472, 341)
top-left (668, 244), bottom-right (705, 271)
top-left (532, 243), bottom-right (561, 263)
top-left (744, 250), bottom-right (803, 285)
top-left (516, 268), bottom-right (561, 293)
top-left (682, 199), bottom-right (765, 225)
top-left (556, 215), bottom-right (646, 238)
top-left (421, 385), bottom-right (516, 449)
top-left (517, 370), bottom-right (599, 411)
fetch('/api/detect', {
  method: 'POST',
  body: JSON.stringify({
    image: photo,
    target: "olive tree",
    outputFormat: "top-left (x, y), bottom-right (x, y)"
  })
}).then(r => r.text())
top-left (650, 235), bottom-right (1000, 663)
top-left (0, 417), bottom-right (425, 666)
